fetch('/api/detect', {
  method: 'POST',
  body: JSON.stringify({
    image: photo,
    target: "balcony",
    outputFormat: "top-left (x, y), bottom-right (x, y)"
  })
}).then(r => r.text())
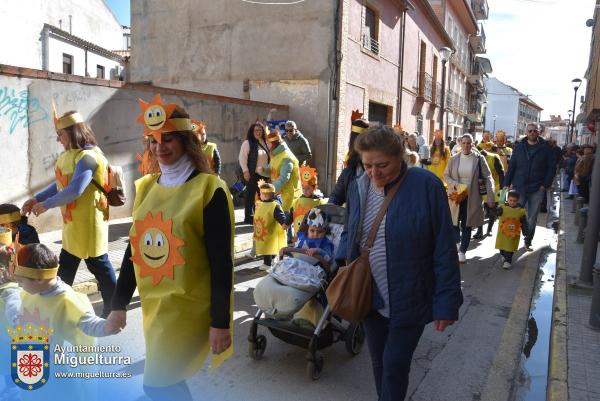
top-left (446, 89), bottom-right (458, 111)
top-left (469, 23), bottom-right (486, 54)
top-left (467, 99), bottom-right (483, 123)
top-left (471, 0), bottom-right (489, 20)
top-left (362, 33), bottom-right (379, 55)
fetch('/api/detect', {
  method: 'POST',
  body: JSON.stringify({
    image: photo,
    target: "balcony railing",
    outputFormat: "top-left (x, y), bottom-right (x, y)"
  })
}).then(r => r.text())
top-left (469, 23), bottom-right (486, 54)
top-left (471, 0), bottom-right (489, 20)
top-left (362, 34), bottom-right (379, 55)
top-left (424, 73), bottom-right (433, 102)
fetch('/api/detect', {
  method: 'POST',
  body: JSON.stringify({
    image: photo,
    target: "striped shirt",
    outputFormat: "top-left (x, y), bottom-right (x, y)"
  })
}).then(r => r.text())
top-left (360, 184), bottom-right (390, 317)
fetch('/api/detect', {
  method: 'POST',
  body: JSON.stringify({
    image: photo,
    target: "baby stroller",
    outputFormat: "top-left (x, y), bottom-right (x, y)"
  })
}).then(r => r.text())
top-left (248, 204), bottom-right (365, 380)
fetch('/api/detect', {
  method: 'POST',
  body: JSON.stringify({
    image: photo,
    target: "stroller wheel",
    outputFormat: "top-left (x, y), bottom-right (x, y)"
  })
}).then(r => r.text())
top-left (306, 353), bottom-right (324, 380)
top-left (249, 334), bottom-right (267, 360)
top-left (344, 322), bottom-right (365, 356)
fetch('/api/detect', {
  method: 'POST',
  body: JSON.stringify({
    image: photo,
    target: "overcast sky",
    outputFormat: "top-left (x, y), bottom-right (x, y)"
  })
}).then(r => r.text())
top-left (485, 0), bottom-right (595, 120)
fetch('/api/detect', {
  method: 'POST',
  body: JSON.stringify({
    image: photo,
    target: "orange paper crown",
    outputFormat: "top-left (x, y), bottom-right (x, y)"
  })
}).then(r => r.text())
top-left (299, 166), bottom-right (318, 187)
top-left (393, 124), bottom-right (404, 134)
top-left (136, 94), bottom-right (192, 143)
top-left (434, 129), bottom-right (444, 139)
top-left (351, 109), bottom-right (363, 122)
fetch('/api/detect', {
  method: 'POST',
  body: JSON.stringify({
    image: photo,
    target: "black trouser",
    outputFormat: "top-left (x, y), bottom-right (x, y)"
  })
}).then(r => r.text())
top-left (263, 255), bottom-right (274, 266)
top-left (244, 174), bottom-right (260, 222)
top-left (578, 179), bottom-right (590, 204)
top-left (58, 249), bottom-right (116, 318)
top-left (454, 198), bottom-right (471, 253)
top-left (500, 250), bottom-right (514, 263)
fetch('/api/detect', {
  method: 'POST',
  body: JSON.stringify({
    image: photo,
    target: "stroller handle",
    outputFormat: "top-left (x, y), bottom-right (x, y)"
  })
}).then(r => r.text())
top-left (279, 247), bottom-right (331, 272)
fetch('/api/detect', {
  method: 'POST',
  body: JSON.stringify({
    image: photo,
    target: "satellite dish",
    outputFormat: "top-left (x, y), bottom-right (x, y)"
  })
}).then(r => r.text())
top-left (586, 19), bottom-right (595, 27)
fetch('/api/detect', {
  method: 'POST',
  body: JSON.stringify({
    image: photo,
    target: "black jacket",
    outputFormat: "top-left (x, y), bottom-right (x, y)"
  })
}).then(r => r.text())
top-left (504, 137), bottom-right (556, 194)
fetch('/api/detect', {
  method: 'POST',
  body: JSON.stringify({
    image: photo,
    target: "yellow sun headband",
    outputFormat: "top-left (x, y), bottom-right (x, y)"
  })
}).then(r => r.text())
top-left (165, 118), bottom-right (193, 132)
top-left (0, 228), bottom-right (11, 246)
top-left (14, 265), bottom-right (59, 280)
top-left (56, 112), bottom-right (85, 130)
top-left (260, 187), bottom-right (275, 194)
top-left (0, 211), bottom-right (21, 225)
top-left (351, 125), bottom-right (367, 134)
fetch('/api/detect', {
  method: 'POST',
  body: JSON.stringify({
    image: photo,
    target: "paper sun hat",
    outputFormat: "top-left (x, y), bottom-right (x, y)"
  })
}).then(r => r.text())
top-left (258, 179), bottom-right (275, 193)
top-left (266, 128), bottom-right (282, 143)
top-left (191, 119), bottom-right (206, 134)
top-left (434, 129), bottom-right (444, 139)
top-left (0, 210), bottom-right (21, 225)
top-left (52, 102), bottom-right (85, 130)
top-left (351, 119), bottom-right (369, 135)
top-left (299, 165), bottom-right (318, 187)
top-left (136, 94), bottom-right (192, 143)
top-left (12, 244), bottom-right (59, 280)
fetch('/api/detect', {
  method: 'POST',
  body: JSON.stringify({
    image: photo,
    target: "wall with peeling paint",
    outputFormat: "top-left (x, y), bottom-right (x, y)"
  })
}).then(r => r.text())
top-left (0, 73), bottom-right (287, 232)
top-left (129, 0), bottom-right (337, 189)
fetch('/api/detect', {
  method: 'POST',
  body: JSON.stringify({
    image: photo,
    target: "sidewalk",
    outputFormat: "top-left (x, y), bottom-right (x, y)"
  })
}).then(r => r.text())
top-left (551, 194), bottom-right (600, 401)
top-left (38, 207), bottom-right (255, 295)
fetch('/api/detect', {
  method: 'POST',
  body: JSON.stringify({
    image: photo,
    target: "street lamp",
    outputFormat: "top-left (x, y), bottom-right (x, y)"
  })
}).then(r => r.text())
top-left (571, 78), bottom-right (582, 143)
top-left (568, 110), bottom-right (573, 144)
top-left (438, 46), bottom-right (453, 132)
top-left (492, 114), bottom-right (498, 133)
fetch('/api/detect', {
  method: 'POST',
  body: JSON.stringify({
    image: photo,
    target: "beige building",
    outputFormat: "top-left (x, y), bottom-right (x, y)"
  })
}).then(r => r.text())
top-left (130, 0), bottom-right (486, 188)
top-left (583, 0), bottom-right (600, 144)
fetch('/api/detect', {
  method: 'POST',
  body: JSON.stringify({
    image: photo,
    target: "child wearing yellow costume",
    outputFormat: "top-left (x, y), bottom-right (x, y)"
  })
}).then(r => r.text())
top-left (254, 181), bottom-right (290, 271)
top-left (6, 243), bottom-right (118, 400)
top-left (291, 166), bottom-right (326, 238)
top-left (0, 204), bottom-right (39, 245)
top-left (495, 191), bottom-right (528, 270)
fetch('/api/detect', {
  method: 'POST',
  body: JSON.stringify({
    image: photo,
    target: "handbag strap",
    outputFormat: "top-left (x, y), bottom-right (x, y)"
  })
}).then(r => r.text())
top-left (363, 169), bottom-right (408, 251)
top-left (91, 179), bottom-right (108, 196)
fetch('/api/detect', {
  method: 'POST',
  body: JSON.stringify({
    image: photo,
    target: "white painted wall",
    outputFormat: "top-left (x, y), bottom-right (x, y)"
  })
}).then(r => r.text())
top-left (0, 0), bottom-right (124, 70)
top-left (485, 77), bottom-right (520, 140)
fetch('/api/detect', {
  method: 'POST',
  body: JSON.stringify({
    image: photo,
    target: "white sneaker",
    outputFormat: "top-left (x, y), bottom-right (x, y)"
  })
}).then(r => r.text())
top-left (259, 264), bottom-right (271, 271)
top-left (502, 261), bottom-right (511, 270)
top-left (458, 252), bottom-right (466, 263)
top-left (457, 243), bottom-right (461, 252)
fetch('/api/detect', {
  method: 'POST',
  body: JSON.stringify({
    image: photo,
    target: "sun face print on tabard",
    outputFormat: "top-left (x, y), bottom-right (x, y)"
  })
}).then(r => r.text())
top-left (55, 167), bottom-right (75, 223)
top-left (130, 211), bottom-right (185, 285)
top-left (136, 94), bottom-right (177, 144)
top-left (253, 217), bottom-right (268, 242)
top-left (500, 217), bottom-right (521, 239)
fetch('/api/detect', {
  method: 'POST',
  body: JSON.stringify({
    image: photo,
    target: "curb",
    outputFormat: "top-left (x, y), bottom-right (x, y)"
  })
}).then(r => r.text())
top-left (73, 235), bottom-right (254, 296)
top-left (547, 193), bottom-right (569, 401)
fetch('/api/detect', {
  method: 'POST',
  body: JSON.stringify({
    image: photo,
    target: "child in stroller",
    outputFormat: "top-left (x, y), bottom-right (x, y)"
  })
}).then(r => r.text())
top-left (249, 204), bottom-right (365, 380)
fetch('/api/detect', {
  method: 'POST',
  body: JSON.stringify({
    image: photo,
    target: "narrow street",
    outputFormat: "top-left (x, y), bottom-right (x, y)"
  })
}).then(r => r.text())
top-left (88, 208), bottom-right (557, 401)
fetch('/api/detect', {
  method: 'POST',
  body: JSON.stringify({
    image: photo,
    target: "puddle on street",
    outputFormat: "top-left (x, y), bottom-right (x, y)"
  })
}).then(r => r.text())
top-left (511, 192), bottom-right (559, 401)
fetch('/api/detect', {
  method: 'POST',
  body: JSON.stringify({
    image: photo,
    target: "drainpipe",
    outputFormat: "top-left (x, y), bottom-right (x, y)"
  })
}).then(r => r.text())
top-left (326, 0), bottom-right (342, 194)
top-left (42, 25), bottom-right (50, 71)
top-left (397, 2), bottom-right (411, 124)
top-left (69, 15), bottom-right (72, 34)
top-left (84, 46), bottom-right (88, 77)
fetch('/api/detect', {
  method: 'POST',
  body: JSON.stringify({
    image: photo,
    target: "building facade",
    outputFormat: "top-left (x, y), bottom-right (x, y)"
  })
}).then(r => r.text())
top-left (0, 0), bottom-right (127, 78)
top-left (541, 115), bottom-right (569, 146)
top-left (484, 77), bottom-right (542, 141)
top-left (130, 0), bottom-right (473, 190)
top-left (583, 0), bottom-right (600, 145)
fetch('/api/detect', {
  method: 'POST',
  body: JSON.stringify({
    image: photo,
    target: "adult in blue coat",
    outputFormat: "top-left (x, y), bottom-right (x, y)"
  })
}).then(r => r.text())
top-left (336, 126), bottom-right (462, 401)
top-left (503, 123), bottom-right (556, 249)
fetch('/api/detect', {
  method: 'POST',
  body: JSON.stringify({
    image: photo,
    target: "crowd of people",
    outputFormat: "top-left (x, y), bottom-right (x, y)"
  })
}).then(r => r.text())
top-left (0, 97), bottom-right (594, 401)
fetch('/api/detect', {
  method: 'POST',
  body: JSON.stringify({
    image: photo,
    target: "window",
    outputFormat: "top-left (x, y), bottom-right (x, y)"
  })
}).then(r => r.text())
top-left (363, 6), bottom-right (379, 54)
top-left (96, 65), bottom-right (105, 79)
top-left (62, 53), bottom-right (73, 74)
top-left (418, 41), bottom-right (427, 97)
top-left (368, 101), bottom-right (391, 125)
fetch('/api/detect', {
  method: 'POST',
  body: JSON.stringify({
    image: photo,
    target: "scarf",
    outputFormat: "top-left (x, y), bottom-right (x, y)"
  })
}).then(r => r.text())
top-left (158, 154), bottom-right (196, 187)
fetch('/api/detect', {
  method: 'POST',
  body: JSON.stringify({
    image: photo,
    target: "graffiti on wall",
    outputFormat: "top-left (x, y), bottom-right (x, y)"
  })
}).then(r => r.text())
top-left (0, 86), bottom-right (49, 134)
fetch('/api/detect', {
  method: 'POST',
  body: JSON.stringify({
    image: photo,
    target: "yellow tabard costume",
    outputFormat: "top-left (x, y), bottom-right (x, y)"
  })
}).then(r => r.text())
top-left (20, 287), bottom-right (96, 347)
top-left (55, 148), bottom-right (108, 259)
top-left (201, 142), bottom-right (216, 172)
top-left (425, 147), bottom-right (451, 187)
top-left (130, 173), bottom-right (234, 387)
top-left (253, 201), bottom-right (286, 256)
top-left (497, 146), bottom-right (513, 172)
top-left (477, 141), bottom-right (493, 152)
top-left (484, 153), bottom-right (502, 203)
top-left (292, 196), bottom-right (325, 234)
top-left (269, 148), bottom-right (300, 211)
top-left (495, 205), bottom-right (526, 253)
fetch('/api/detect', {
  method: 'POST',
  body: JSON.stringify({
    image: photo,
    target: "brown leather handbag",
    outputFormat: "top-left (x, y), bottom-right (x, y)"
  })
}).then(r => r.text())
top-left (326, 171), bottom-right (406, 322)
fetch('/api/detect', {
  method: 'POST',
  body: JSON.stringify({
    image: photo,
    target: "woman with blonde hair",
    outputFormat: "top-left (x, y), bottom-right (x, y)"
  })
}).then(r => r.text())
top-left (22, 110), bottom-right (116, 318)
